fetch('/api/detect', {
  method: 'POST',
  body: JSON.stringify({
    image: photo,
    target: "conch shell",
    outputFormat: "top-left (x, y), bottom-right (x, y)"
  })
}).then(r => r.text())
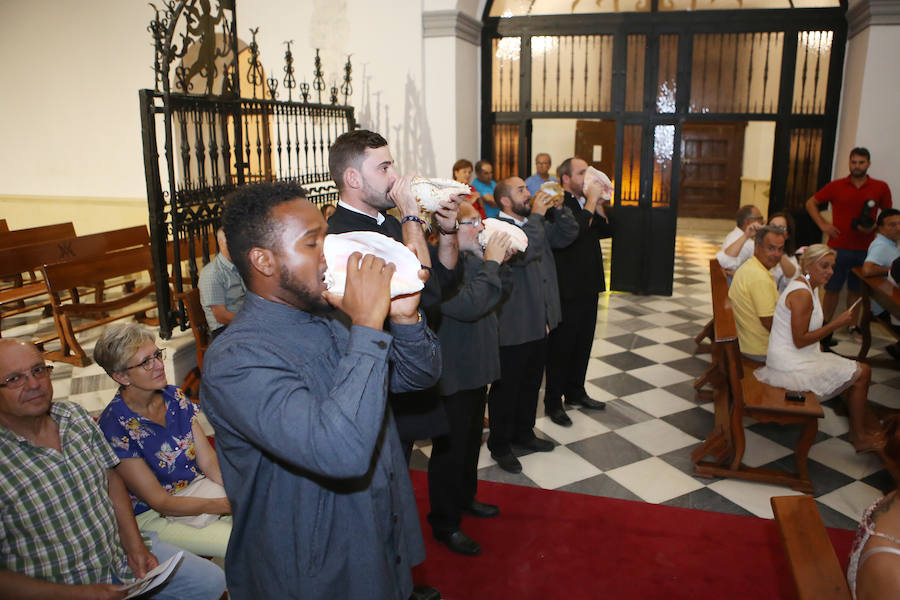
top-left (323, 231), bottom-right (424, 298)
top-left (540, 181), bottom-right (564, 202)
top-left (584, 166), bottom-right (614, 201)
top-left (410, 177), bottom-right (471, 221)
top-left (477, 218), bottom-right (529, 253)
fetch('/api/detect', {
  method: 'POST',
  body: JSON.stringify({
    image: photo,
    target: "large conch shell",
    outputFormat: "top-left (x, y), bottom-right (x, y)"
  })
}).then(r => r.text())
top-left (477, 218), bottom-right (529, 253)
top-left (584, 166), bottom-right (614, 201)
top-left (323, 231), bottom-right (424, 298)
top-left (410, 177), bottom-right (471, 221)
top-left (540, 181), bottom-right (564, 202)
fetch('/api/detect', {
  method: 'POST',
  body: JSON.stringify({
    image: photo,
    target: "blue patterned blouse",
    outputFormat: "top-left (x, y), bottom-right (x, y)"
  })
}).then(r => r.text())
top-left (98, 385), bottom-right (201, 515)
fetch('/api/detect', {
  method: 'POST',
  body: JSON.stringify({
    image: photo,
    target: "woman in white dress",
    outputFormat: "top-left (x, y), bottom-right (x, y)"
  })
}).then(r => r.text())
top-left (755, 244), bottom-right (880, 452)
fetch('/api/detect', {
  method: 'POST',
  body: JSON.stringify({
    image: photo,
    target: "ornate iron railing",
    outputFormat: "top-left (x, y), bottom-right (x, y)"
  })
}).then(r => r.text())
top-left (140, 0), bottom-right (355, 338)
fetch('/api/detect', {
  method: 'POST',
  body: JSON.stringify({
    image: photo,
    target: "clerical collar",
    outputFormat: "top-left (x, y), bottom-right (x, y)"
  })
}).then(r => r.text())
top-left (338, 200), bottom-right (385, 225)
top-left (501, 211), bottom-right (527, 226)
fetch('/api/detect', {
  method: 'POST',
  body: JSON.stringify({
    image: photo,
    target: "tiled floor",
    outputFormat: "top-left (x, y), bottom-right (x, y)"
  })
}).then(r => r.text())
top-left (409, 219), bottom-right (900, 530)
top-left (6, 218), bottom-right (898, 530)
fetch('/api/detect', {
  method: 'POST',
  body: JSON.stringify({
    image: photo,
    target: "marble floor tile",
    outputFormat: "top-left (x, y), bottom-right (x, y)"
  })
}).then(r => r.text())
top-left (606, 457), bottom-right (705, 504)
top-left (706, 478), bottom-right (804, 519)
top-left (519, 445), bottom-right (603, 489)
top-left (620, 388), bottom-right (696, 418)
top-left (615, 419), bottom-right (699, 456)
top-left (817, 480), bottom-right (884, 522)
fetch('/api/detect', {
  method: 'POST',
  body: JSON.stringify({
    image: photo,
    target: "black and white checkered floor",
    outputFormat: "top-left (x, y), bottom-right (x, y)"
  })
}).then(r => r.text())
top-left (7, 218), bottom-right (899, 530)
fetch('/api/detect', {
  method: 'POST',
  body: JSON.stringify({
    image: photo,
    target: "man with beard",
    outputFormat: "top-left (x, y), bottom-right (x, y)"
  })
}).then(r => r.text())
top-left (544, 157), bottom-right (613, 427)
top-left (326, 129), bottom-right (461, 459)
top-left (806, 147), bottom-right (892, 346)
top-left (200, 182), bottom-right (442, 600)
top-left (427, 202), bottom-right (514, 556)
top-left (488, 177), bottom-right (578, 473)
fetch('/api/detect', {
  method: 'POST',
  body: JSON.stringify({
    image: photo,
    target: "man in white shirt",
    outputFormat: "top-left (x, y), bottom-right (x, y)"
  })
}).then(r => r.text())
top-left (716, 205), bottom-right (763, 274)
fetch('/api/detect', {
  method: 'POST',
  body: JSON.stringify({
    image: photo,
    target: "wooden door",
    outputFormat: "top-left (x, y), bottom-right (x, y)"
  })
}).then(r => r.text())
top-left (679, 122), bottom-right (746, 218)
top-left (575, 120), bottom-right (616, 177)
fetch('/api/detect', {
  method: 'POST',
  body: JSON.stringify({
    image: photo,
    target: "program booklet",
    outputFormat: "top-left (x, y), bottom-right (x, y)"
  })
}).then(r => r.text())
top-left (120, 551), bottom-right (184, 599)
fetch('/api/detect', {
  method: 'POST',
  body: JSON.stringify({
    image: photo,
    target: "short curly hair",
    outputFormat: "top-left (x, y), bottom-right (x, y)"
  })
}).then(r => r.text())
top-left (222, 181), bottom-right (308, 283)
top-left (93, 322), bottom-right (155, 375)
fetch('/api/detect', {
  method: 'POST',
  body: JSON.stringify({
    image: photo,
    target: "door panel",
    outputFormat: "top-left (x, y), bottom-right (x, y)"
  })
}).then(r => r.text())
top-left (574, 120), bottom-right (616, 179)
top-left (678, 122), bottom-right (746, 218)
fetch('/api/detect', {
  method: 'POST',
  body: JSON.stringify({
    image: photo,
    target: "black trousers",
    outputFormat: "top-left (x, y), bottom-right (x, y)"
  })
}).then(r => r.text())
top-left (487, 337), bottom-right (547, 455)
top-left (427, 386), bottom-right (488, 535)
top-left (545, 294), bottom-right (598, 411)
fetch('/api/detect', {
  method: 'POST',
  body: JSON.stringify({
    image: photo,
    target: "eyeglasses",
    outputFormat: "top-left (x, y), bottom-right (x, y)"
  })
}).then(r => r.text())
top-left (0, 364), bottom-right (54, 389)
top-left (460, 219), bottom-right (482, 227)
top-left (124, 348), bottom-right (166, 372)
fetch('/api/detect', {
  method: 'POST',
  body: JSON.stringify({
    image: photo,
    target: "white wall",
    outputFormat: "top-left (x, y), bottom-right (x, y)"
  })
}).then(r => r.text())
top-left (834, 23), bottom-right (900, 206)
top-left (0, 1), bottom-right (150, 199)
top-left (531, 118), bottom-right (585, 177)
top-left (0, 0), bottom-right (452, 211)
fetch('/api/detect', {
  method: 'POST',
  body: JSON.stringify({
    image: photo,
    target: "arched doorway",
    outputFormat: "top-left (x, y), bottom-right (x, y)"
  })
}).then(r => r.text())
top-left (481, 0), bottom-right (847, 295)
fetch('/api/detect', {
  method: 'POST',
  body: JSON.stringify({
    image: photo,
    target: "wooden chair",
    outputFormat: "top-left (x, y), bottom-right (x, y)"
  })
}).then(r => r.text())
top-left (38, 246), bottom-right (160, 366)
top-left (175, 288), bottom-right (211, 399)
top-left (771, 495), bottom-right (852, 600)
top-left (692, 259), bottom-right (824, 492)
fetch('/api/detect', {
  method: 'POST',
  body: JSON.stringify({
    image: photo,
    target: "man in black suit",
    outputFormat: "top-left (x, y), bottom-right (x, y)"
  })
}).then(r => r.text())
top-left (325, 129), bottom-right (461, 600)
top-left (544, 157), bottom-right (614, 427)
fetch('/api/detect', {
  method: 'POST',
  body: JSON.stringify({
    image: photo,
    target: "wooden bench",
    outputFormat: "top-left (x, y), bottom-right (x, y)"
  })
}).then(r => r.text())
top-left (38, 245), bottom-right (161, 366)
top-left (692, 259), bottom-right (824, 492)
top-left (0, 222), bottom-right (76, 251)
top-left (0, 219), bottom-right (8, 233)
top-left (166, 232), bottom-right (219, 288)
top-left (0, 226), bottom-right (150, 333)
top-left (771, 495), bottom-right (852, 600)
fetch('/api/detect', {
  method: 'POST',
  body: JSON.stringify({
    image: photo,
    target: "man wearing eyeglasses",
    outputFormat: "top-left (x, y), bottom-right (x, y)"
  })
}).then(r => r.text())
top-left (426, 203), bottom-right (515, 557)
top-left (0, 338), bottom-right (225, 599)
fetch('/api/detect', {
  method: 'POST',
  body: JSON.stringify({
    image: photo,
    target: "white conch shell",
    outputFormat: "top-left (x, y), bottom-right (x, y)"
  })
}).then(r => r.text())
top-left (477, 218), bottom-right (529, 253)
top-left (323, 231), bottom-right (424, 298)
top-left (583, 166), bottom-right (614, 201)
top-left (410, 177), bottom-right (471, 214)
top-left (540, 181), bottom-right (564, 202)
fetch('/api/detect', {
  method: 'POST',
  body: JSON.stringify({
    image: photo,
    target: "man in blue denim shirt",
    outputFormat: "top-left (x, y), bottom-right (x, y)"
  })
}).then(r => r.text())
top-left (201, 182), bottom-right (441, 600)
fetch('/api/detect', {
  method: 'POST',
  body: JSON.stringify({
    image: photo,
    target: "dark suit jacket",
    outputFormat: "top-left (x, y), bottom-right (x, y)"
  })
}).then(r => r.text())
top-left (326, 203), bottom-right (455, 441)
top-left (553, 191), bottom-right (614, 299)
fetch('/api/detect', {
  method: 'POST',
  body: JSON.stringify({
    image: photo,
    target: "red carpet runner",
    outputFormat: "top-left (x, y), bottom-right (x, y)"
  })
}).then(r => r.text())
top-left (409, 470), bottom-right (855, 599)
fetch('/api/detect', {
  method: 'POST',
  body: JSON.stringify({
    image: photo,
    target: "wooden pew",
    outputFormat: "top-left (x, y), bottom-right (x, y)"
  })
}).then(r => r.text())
top-left (0, 222), bottom-right (76, 250)
top-left (771, 495), bottom-right (852, 600)
top-left (0, 219), bottom-right (8, 233)
top-left (692, 259), bottom-right (824, 492)
top-left (0, 226), bottom-right (150, 333)
top-left (37, 245), bottom-right (160, 366)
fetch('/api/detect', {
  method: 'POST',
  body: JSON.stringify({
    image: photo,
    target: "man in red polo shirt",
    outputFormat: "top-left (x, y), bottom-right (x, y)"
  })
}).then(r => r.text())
top-left (806, 147), bottom-right (893, 346)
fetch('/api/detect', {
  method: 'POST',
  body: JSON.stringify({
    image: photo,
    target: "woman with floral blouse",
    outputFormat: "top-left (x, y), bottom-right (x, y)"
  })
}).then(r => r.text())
top-left (94, 323), bottom-right (231, 558)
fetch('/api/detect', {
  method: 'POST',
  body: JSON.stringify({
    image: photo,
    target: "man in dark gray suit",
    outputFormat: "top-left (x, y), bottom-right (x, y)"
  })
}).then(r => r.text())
top-left (487, 177), bottom-right (579, 473)
top-left (428, 201), bottom-right (514, 556)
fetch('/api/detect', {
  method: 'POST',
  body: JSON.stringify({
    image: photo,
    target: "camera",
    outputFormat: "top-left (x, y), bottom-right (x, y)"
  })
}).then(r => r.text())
top-left (852, 199), bottom-right (877, 230)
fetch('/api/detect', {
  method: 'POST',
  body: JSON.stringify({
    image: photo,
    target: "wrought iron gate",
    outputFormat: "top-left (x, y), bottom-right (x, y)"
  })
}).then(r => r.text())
top-left (140, 0), bottom-right (356, 338)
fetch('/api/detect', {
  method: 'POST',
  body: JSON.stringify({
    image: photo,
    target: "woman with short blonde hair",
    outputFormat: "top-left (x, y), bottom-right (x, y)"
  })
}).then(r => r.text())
top-left (754, 244), bottom-right (880, 452)
top-left (94, 322), bottom-right (232, 558)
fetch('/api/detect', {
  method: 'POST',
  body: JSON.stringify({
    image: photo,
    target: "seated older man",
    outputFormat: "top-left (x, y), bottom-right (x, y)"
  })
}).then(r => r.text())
top-left (0, 338), bottom-right (225, 600)
top-left (728, 226), bottom-right (786, 361)
top-left (717, 205), bottom-right (763, 274)
top-left (861, 208), bottom-right (900, 359)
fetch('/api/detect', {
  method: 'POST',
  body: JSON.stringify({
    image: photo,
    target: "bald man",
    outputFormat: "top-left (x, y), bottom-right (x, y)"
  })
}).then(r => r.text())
top-left (0, 339), bottom-right (224, 599)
